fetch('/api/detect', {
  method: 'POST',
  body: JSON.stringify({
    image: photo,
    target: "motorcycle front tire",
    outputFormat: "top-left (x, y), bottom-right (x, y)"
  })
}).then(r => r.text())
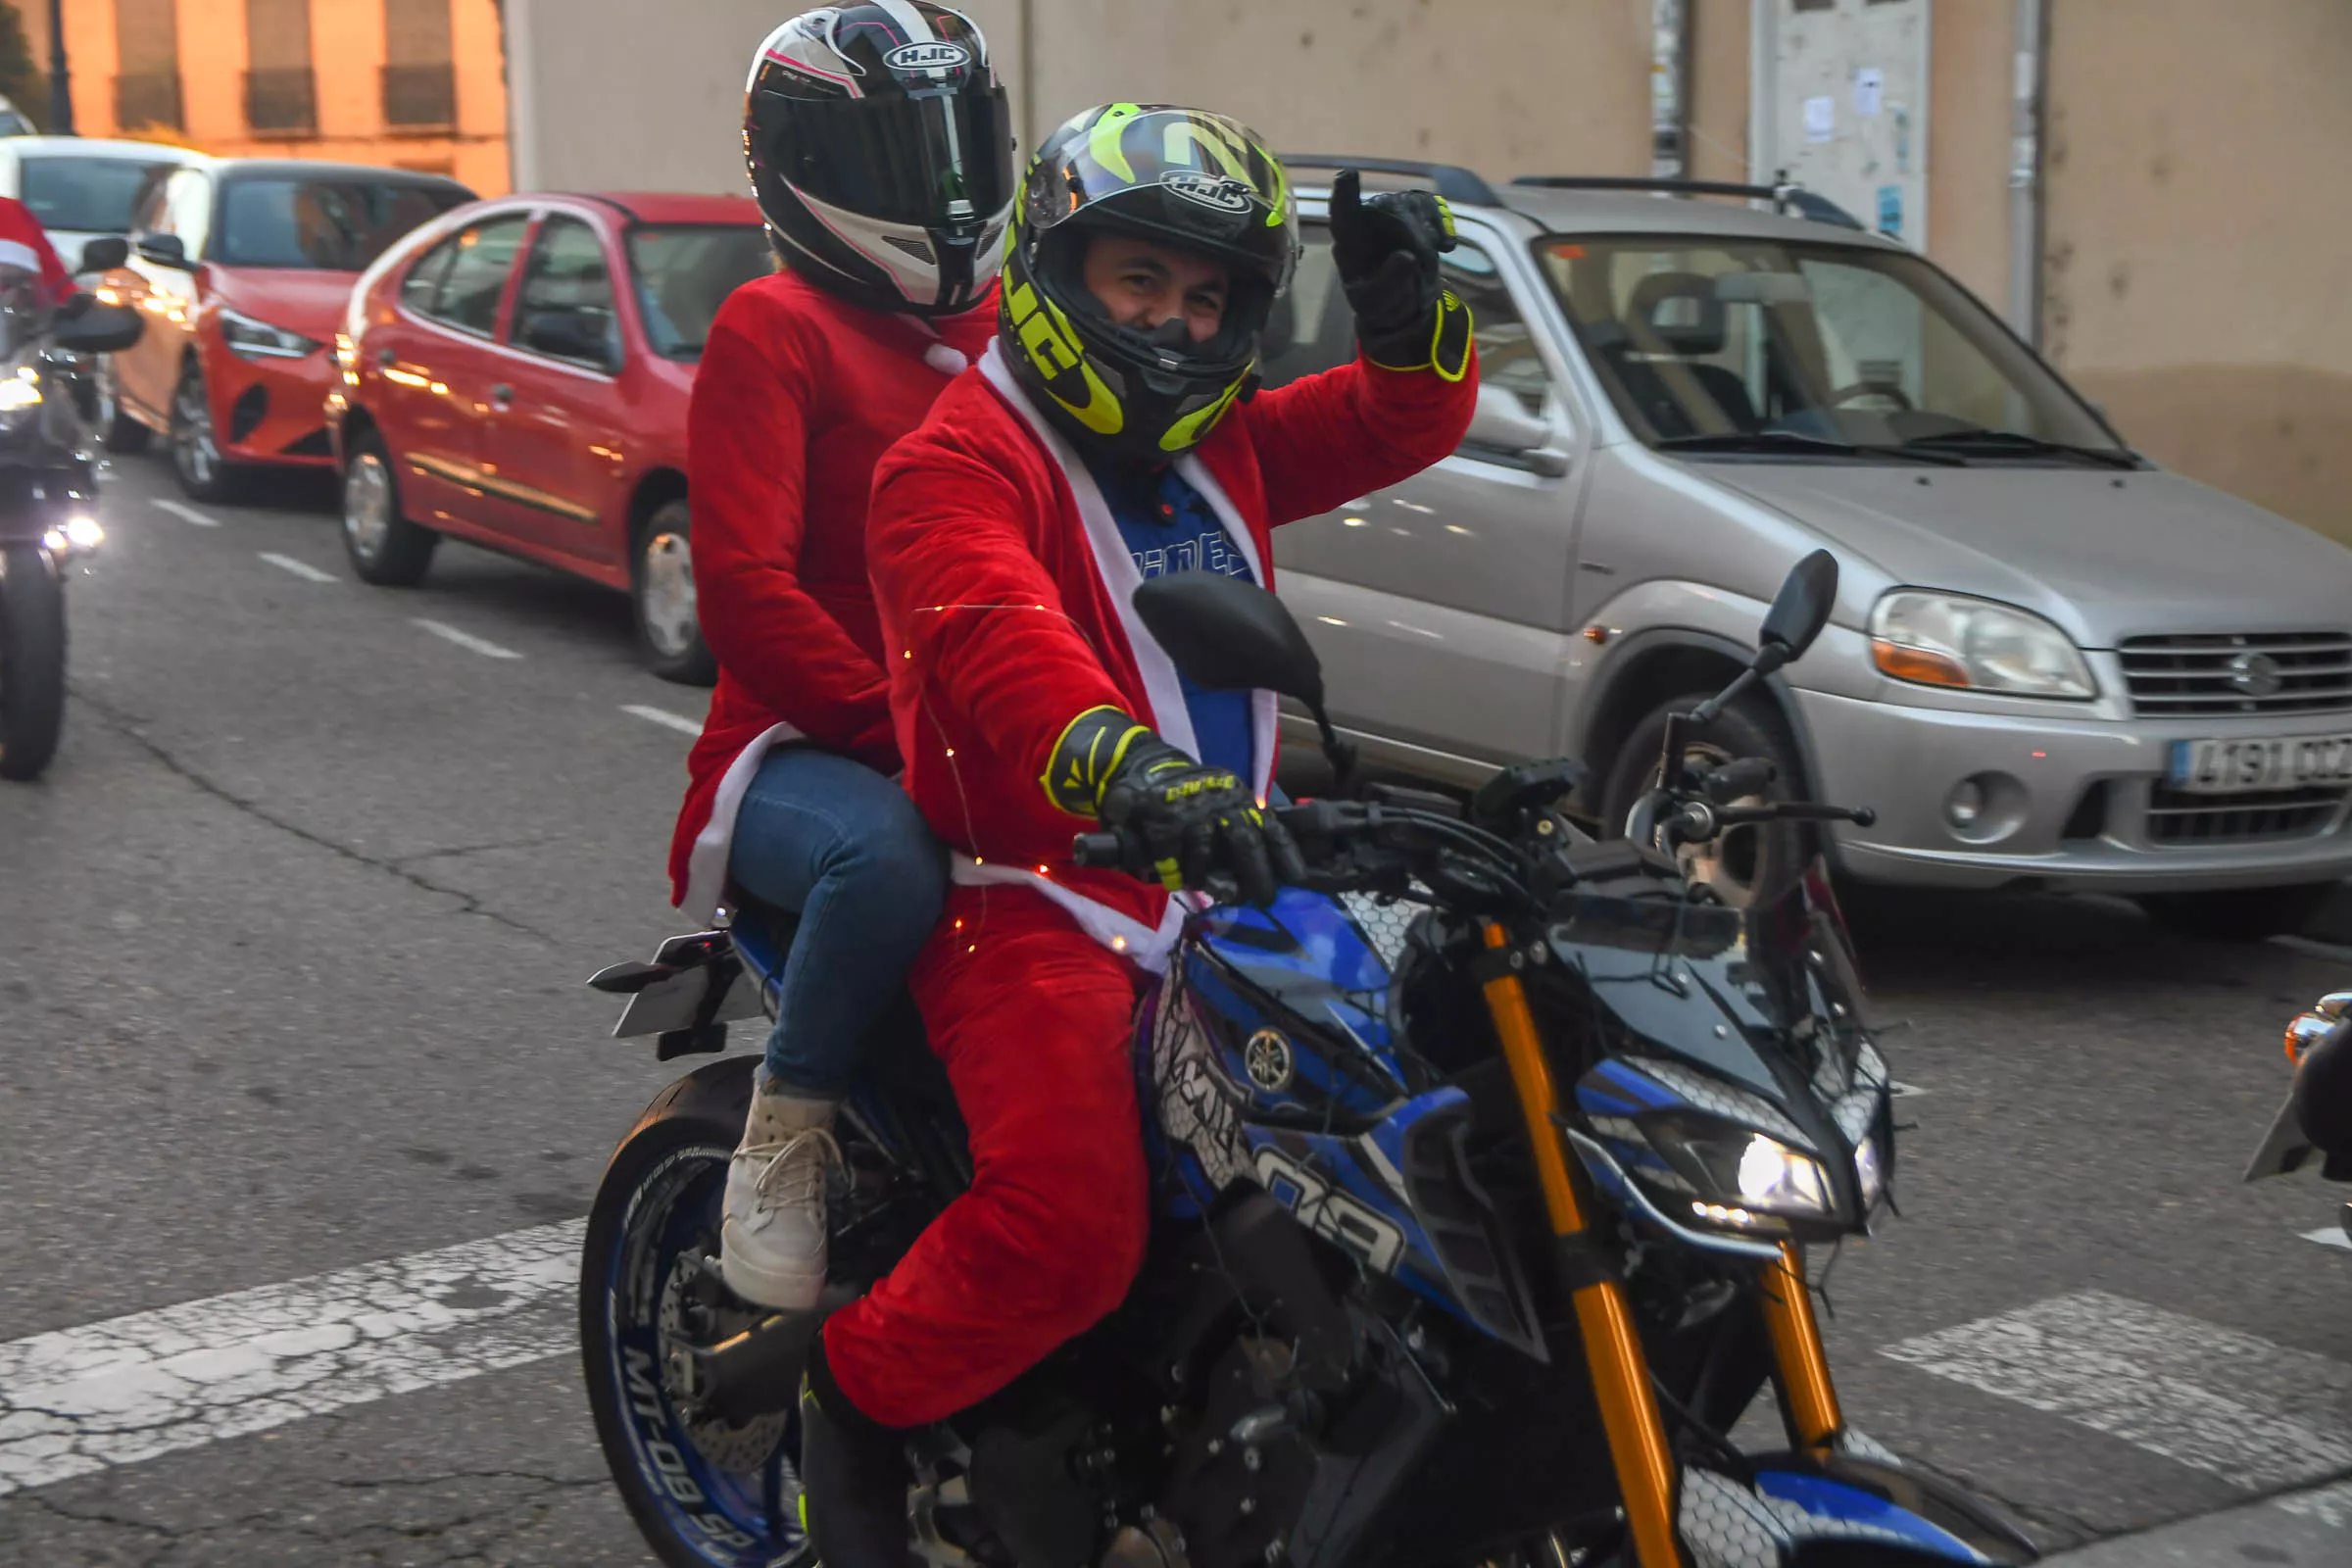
top-left (0, 544), bottom-right (67, 782)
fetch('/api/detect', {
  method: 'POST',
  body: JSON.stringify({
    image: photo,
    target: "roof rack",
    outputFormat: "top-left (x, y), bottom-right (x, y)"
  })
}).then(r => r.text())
top-left (1282, 155), bottom-right (1500, 208)
top-left (1509, 174), bottom-right (1863, 231)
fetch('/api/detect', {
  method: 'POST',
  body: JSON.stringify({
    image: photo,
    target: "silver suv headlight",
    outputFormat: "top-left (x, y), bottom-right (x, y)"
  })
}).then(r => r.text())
top-left (1870, 590), bottom-right (2097, 700)
top-left (219, 307), bottom-right (320, 361)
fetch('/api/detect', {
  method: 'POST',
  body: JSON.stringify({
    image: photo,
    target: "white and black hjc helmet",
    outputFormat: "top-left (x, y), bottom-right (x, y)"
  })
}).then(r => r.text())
top-left (744, 4), bottom-right (1015, 316)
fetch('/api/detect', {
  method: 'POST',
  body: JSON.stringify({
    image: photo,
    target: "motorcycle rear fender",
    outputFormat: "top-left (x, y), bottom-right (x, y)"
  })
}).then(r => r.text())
top-left (594, 930), bottom-right (764, 1040)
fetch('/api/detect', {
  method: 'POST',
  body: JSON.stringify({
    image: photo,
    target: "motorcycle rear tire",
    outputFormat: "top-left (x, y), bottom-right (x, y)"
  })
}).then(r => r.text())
top-left (0, 545), bottom-right (67, 782)
top-left (581, 1056), bottom-right (818, 1568)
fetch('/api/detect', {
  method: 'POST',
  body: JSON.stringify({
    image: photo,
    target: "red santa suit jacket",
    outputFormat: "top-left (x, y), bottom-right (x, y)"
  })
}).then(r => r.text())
top-left (866, 339), bottom-right (1477, 969)
top-left (0, 197), bottom-right (74, 302)
top-left (667, 268), bottom-right (997, 920)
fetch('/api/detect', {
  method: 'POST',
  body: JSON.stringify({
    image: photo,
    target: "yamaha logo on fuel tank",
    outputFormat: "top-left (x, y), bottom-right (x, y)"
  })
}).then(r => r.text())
top-left (1160, 172), bottom-right (1254, 215)
top-left (885, 40), bottom-right (970, 74)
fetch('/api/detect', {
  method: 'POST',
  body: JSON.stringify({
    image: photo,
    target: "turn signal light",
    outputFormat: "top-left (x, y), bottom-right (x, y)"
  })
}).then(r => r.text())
top-left (1871, 638), bottom-right (1970, 688)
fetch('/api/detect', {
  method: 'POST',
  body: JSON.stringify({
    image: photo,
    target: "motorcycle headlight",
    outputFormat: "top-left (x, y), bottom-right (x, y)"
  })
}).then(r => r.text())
top-left (1853, 1134), bottom-right (1885, 1211)
top-left (0, 361), bottom-right (41, 415)
top-left (1645, 1120), bottom-right (1837, 1227)
top-left (219, 307), bottom-right (321, 361)
top-left (1870, 590), bottom-right (2096, 700)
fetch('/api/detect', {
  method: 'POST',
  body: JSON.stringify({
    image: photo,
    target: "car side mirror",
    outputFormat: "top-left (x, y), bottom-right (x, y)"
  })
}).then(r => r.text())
top-left (1132, 570), bottom-right (1358, 786)
top-left (52, 300), bottom-right (144, 355)
top-left (1757, 548), bottom-right (1840, 669)
top-left (520, 309), bottom-right (614, 370)
top-left (1459, 383), bottom-right (1570, 476)
top-left (76, 236), bottom-right (129, 274)
top-left (135, 232), bottom-right (190, 270)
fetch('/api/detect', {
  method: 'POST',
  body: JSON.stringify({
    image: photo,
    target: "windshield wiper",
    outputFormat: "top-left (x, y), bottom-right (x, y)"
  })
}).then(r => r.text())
top-left (1655, 430), bottom-right (1964, 466)
top-left (1899, 428), bottom-right (2141, 468)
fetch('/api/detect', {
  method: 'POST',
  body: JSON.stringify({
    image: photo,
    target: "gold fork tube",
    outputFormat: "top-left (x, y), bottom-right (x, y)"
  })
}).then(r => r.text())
top-left (1479, 926), bottom-right (1682, 1568)
top-left (1759, 1241), bottom-right (1843, 1449)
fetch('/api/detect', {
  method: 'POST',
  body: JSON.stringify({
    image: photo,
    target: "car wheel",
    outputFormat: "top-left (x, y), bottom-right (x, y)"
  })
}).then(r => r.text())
top-left (169, 359), bottom-right (238, 502)
top-left (2137, 883), bottom-right (2335, 942)
top-left (1599, 687), bottom-right (1810, 908)
top-left (340, 431), bottom-right (438, 587)
top-left (93, 357), bottom-right (151, 454)
top-left (633, 499), bottom-right (716, 686)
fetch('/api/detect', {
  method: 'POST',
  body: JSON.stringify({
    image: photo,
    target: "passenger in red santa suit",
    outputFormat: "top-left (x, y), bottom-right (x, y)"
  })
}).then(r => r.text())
top-left (796, 106), bottom-right (1478, 1559)
top-left (667, 3), bottom-right (1012, 1316)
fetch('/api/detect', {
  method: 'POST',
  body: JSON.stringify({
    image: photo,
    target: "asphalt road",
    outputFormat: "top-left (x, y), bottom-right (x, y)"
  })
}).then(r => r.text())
top-left (3, 454), bottom-right (2348, 1565)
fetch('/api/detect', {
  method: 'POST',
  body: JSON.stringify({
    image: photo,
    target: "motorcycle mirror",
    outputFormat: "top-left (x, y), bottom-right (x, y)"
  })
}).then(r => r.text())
top-left (1132, 571), bottom-right (1357, 787)
top-left (1134, 571), bottom-right (1323, 706)
top-left (52, 301), bottom-right (144, 356)
top-left (75, 236), bottom-right (129, 274)
top-left (1758, 549), bottom-right (1839, 664)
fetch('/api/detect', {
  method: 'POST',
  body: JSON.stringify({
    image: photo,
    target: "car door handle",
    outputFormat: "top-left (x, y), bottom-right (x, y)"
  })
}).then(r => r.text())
top-left (490, 383), bottom-right (514, 409)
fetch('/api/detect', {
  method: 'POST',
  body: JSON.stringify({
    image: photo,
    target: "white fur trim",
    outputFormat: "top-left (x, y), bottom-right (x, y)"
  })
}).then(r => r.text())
top-left (977, 341), bottom-right (1196, 756)
top-left (679, 722), bottom-right (802, 924)
top-left (951, 854), bottom-right (1196, 973)
top-left (923, 342), bottom-right (968, 375)
top-left (0, 239), bottom-right (39, 275)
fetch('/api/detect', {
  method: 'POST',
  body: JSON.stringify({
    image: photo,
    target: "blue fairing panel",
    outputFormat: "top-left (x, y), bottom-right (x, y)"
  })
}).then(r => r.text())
top-left (1755, 1470), bottom-right (1995, 1562)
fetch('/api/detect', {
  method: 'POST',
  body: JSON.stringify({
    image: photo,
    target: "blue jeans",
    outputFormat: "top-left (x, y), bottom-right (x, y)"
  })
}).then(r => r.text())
top-left (728, 747), bottom-right (947, 1097)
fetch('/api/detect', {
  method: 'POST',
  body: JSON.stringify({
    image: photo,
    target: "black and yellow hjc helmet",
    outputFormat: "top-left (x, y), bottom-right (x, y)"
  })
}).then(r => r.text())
top-left (999, 104), bottom-right (1298, 463)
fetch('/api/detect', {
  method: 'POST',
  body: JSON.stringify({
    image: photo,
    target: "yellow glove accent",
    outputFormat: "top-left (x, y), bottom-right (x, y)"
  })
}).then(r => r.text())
top-left (1042, 706), bottom-right (1149, 818)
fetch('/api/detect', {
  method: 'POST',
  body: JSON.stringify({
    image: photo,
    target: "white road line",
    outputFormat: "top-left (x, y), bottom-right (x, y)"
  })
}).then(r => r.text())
top-left (2278, 1477), bottom-right (2352, 1528)
top-left (152, 498), bottom-right (220, 528)
top-left (0, 1221), bottom-right (582, 1497)
top-left (413, 618), bottom-right (522, 661)
top-left (258, 552), bottom-right (337, 584)
top-left (622, 704), bottom-right (704, 737)
top-left (2303, 1224), bottom-right (2352, 1251)
top-left (1879, 1290), bottom-right (2352, 1492)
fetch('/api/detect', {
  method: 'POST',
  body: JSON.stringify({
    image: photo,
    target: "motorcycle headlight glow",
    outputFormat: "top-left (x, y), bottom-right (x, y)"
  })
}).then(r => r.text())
top-left (1641, 1118), bottom-right (1838, 1227)
top-left (1870, 590), bottom-right (2096, 701)
top-left (219, 307), bottom-right (321, 361)
top-left (1853, 1135), bottom-right (1885, 1211)
top-left (0, 363), bottom-right (41, 412)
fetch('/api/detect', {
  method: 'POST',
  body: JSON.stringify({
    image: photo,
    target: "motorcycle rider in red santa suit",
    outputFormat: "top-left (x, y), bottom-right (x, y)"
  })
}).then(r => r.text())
top-left (668, 4), bottom-right (1012, 1314)
top-left (798, 106), bottom-right (1478, 1557)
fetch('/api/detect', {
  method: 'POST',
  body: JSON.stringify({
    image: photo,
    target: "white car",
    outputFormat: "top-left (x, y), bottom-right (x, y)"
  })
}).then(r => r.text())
top-left (0, 135), bottom-right (197, 272)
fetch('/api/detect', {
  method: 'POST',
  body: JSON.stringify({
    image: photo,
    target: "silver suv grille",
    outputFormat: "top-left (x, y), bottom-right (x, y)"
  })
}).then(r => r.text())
top-left (2119, 632), bottom-right (2352, 716)
top-left (2145, 784), bottom-right (2345, 846)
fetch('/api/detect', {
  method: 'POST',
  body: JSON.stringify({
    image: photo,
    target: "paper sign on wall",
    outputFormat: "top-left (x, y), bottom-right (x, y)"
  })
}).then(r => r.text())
top-left (1803, 95), bottom-right (1836, 143)
top-left (1853, 67), bottom-right (1884, 117)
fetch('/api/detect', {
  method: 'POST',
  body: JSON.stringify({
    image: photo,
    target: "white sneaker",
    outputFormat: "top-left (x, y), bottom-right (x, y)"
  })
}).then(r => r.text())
top-left (720, 1079), bottom-right (842, 1311)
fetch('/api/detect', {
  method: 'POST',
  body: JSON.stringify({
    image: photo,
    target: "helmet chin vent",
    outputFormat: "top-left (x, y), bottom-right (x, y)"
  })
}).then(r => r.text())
top-left (883, 234), bottom-right (937, 264)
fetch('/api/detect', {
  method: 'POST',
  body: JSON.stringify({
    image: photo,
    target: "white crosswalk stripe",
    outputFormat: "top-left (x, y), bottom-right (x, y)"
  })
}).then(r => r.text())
top-left (0, 1221), bottom-right (581, 1497)
top-left (1879, 1290), bottom-right (2352, 1492)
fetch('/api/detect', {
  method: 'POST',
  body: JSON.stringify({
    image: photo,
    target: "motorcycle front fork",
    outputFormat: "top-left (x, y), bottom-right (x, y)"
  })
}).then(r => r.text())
top-left (1478, 926), bottom-right (1845, 1568)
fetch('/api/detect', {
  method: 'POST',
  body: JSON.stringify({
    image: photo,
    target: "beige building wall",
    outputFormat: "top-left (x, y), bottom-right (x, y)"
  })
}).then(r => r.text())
top-left (23, 0), bottom-right (508, 194)
top-left (2041, 0), bottom-right (2352, 543)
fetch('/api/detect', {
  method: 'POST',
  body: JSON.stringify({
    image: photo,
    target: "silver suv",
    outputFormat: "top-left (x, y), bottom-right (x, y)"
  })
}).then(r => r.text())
top-left (1264, 164), bottom-right (2352, 939)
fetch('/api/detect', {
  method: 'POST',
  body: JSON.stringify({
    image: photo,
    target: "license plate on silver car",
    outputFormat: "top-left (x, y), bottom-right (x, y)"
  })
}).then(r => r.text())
top-left (2168, 734), bottom-right (2352, 794)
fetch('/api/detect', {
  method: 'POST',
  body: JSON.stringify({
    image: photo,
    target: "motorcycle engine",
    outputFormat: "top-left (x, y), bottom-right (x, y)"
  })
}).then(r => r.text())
top-left (1152, 1335), bottom-right (1321, 1568)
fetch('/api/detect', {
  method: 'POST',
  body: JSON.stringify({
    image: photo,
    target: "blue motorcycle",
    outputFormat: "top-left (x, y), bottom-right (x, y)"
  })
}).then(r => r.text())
top-left (579, 554), bottom-right (2037, 1568)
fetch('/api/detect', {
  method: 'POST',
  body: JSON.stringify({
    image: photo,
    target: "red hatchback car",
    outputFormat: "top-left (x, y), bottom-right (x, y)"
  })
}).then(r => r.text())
top-left (325, 191), bottom-right (771, 682)
top-left (98, 158), bottom-right (474, 500)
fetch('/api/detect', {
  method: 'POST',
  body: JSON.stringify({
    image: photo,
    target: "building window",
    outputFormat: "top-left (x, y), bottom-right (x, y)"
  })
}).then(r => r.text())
top-left (244, 0), bottom-right (317, 135)
top-left (113, 0), bottom-right (183, 133)
top-left (383, 0), bottom-right (456, 130)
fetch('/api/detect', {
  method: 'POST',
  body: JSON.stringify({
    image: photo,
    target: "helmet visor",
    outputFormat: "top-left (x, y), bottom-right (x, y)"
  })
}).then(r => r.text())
top-left (776, 88), bottom-right (1013, 228)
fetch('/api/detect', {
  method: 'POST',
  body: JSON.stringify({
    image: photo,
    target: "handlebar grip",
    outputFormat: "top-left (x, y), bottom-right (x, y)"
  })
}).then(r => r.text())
top-left (1071, 831), bottom-right (1125, 868)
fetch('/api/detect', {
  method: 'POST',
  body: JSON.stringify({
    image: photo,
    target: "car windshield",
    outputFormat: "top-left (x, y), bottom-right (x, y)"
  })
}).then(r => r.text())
top-left (216, 177), bottom-right (468, 270)
top-left (20, 157), bottom-right (174, 233)
top-left (626, 224), bottom-right (773, 360)
top-left (1538, 234), bottom-right (2123, 458)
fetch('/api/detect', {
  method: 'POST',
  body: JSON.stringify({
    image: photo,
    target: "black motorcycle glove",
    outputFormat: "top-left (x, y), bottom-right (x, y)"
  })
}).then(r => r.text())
top-left (58, 290), bottom-right (94, 320)
top-left (1044, 706), bottom-right (1299, 906)
top-left (1328, 168), bottom-right (1474, 378)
